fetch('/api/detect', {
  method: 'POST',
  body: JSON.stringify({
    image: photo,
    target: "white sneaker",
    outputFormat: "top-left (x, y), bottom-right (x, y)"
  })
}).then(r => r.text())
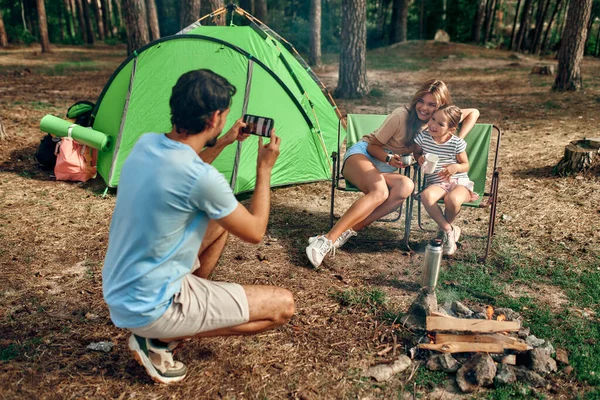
top-left (305, 235), bottom-right (334, 268)
top-left (442, 225), bottom-right (461, 256)
top-left (308, 229), bottom-right (357, 249)
top-left (128, 334), bottom-right (187, 384)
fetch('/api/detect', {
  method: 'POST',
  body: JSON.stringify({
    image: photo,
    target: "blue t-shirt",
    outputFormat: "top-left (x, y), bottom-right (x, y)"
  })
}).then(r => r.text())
top-left (414, 131), bottom-right (469, 185)
top-left (102, 133), bottom-right (238, 329)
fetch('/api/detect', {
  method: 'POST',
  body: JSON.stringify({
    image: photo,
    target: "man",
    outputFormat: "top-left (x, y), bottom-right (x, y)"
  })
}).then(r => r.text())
top-left (102, 69), bottom-right (294, 384)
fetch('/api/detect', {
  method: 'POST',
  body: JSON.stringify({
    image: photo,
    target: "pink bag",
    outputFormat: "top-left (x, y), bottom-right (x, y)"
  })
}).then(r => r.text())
top-left (54, 126), bottom-right (97, 182)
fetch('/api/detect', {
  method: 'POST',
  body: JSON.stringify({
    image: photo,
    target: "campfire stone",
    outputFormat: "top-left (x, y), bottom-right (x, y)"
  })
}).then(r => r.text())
top-left (456, 353), bottom-right (496, 393)
top-left (439, 302), bottom-right (458, 318)
top-left (555, 348), bottom-right (569, 365)
top-left (494, 363), bottom-right (516, 386)
top-left (518, 326), bottom-right (531, 338)
top-left (451, 301), bottom-right (473, 317)
top-left (540, 341), bottom-right (555, 356)
top-left (494, 307), bottom-right (521, 321)
top-left (363, 355), bottom-right (412, 382)
top-left (406, 287), bottom-right (438, 327)
top-left (514, 366), bottom-right (547, 388)
top-left (525, 335), bottom-right (546, 348)
top-left (523, 348), bottom-right (558, 375)
top-left (473, 312), bottom-right (488, 319)
top-left (426, 353), bottom-right (460, 373)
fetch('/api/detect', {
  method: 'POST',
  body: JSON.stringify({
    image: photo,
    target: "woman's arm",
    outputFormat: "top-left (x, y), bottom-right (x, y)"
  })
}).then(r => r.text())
top-left (457, 108), bottom-right (480, 139)
top-left (367, 137), bottom-right (403, 168)
top-left (413, 144), bottom-right (424, 166)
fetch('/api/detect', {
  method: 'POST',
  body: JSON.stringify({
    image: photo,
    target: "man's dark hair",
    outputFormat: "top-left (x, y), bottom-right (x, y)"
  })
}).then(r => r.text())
top-left (169, 69), bottom-right (236, 134)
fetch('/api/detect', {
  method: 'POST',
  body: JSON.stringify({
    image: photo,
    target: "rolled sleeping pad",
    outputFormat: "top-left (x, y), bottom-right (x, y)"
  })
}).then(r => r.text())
top-left (40, 115), bottom-right (112, 152)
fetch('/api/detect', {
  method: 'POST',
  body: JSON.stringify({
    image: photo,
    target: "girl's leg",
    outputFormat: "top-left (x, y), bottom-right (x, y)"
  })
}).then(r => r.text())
top-left (420, 185), bottom-right (451, 231)
top-left (352, 173), bottom-right (414, 231)
top-left (443, 186), bottom-right (472, 223)
top-left (326, 155), bottom-right (390, 242)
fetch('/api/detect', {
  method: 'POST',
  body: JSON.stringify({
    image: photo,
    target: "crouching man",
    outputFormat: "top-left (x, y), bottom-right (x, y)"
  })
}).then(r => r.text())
top-left (102, 69), bottom-right (294, 384)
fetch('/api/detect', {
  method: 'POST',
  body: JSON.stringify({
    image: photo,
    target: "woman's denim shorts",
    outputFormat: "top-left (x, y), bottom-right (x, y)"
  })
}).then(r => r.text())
top-left (343, 141), bottom-right (397, 174)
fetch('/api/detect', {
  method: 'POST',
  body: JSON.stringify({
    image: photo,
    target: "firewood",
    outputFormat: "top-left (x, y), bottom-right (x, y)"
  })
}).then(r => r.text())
top-left (501, 354), bottom-right (517, 365)
top-left (426, 316), bottom-right (520, 333)
top-left (436, 333), bottom-right (517, 344)
top-left (418, 342), bottom-right (505, 353)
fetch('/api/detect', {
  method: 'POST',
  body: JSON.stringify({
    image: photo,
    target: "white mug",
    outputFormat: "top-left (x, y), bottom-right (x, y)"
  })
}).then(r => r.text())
top-left (422, 153), bottom-right (439, 174)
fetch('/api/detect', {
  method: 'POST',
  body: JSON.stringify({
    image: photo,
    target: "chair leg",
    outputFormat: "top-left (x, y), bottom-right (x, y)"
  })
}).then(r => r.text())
top-left (329, 152), bottom-right (338, 229)
top-left (484, 171), bottom-right (500, 261)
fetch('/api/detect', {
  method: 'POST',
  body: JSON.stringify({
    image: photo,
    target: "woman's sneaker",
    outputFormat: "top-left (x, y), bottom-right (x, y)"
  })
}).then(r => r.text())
top-left (305, 235), bottom-right (334, 268)
top-left (128, 334), bottom-right (187, 384)
top-left (442, 225), bottom-right (461, 256)
top-left (308, 229), bottom-right (357, 249)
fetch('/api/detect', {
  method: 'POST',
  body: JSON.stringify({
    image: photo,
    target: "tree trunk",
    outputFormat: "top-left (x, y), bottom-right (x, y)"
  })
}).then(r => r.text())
top-left (515, 0), bottom-right (532, 51)
top-left (375, 0), bottom-right (390, 42)
top-left (81, 0), bottom-right (95, 44)
top-left (122, 0), bottom-right (149, 54)
top-left (179, 0), bottom-right (201, 29)
top-left (553, 0), bottom-right (592, 91)
top-left (472, 0), bottom-right (486, 43)
top-left (595, 22), bottom-right (600, 56)
top-left (483, 0), bottom-right (497, 43)
top-left (92, 0), bottom-right (106, 40)
top-left (554, 139), bottom-right (600, 176)
top-left (100, 0), bottom-right (112, 38)
top-left (75, 0), bottom-right (88, 42)
top-left (509, 0), bottom-right (522, 49)
top-left (0, 9), bottom-right (8, 47)
top-left (239, 0), bottom-right (253, 14)
top-left (541, 0), bottom-right (563, 52)
top-left (0, 116), bottom-right (7, 140)
top-left (390, 0), bottom-right (408, 44)
top-left (62, 0), bottom-right (75, 39)
top-left (419, 0), bottom-right (426, 39)
top-left (255, 0), bottom-right (267, 23)
top-left (309, 0), bottom-right (322, 68)
top-left (206, 0), bottom-right (225, 25)
top-left (584, 11), bottom-right (593, 54)
top-left (113, 0), bottom-right (124, 33)
top-left (36, 0), bottom-right (51, 52)
top-left (531, 0), bottom-right (551, 54)
top-left (146, 0), bottom-right (160, 40)
top-left (335, 0), bottom-right (368, 99)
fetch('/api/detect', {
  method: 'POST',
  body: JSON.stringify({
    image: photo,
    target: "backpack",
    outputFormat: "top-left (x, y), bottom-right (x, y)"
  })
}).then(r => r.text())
top-left (66, 100), bottom-right (95, 127)
top-left (54, 127), bottom-right (97, 182)
top-left (34, 133), bottom-right (61, 170)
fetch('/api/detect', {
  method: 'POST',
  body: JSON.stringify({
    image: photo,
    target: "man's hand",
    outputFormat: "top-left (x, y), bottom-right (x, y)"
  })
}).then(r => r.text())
top-left (221, 118), bottom-right (250, 146)
top-left (257, 131), bottom-right (280, 171)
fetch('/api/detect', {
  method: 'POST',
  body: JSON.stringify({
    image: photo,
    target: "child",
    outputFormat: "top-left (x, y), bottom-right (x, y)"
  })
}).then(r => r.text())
top-left (414, 105), bottom-right (479, 256)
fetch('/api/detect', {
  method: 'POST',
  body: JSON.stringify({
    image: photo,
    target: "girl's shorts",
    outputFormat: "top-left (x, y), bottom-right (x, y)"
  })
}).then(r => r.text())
top-left (431, 177), bottom-right (480, 202)
top-left (343, 141), bottom-right (397, 174)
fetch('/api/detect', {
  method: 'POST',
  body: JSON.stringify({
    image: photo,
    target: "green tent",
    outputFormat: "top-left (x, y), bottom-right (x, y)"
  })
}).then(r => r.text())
top-left (91, 5), bottom-right (343, 193)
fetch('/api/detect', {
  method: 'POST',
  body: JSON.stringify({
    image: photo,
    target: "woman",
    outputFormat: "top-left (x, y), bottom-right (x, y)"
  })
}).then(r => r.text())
top-left (306, 79), bottom-right (480, 268)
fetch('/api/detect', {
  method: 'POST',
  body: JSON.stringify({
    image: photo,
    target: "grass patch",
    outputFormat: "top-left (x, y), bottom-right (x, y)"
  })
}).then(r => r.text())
top-left (330, 288), bottom-right (386, 311)
top-left (39, 61), bottom-right (102, 76)
top-left (543, 100), bottom-right (562, 109)
top-left (486, 383), bottom-right (542, 399)
top-left (414, 368), bottom-right (446, 391)
top-left (0, 337), bottom-right (44, 361)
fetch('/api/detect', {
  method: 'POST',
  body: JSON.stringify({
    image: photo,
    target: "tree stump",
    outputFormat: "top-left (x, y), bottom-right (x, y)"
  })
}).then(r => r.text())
top-left (554, 138), bottom-right (600, 176)
top-left (0, 116), bottom-right (7, 140)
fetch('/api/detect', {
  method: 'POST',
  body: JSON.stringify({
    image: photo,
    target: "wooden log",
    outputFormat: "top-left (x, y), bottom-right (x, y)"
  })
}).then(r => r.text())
top-left (426, 316), bottom-right (520, 333)
top-left (554, 139), bottom-right (600, 176)
top-left (436, 333), bottom-right (530, 351)
top-left (501, 354), bottom-right (517, 365)
top-left (0, 116), bottom-right (6, 140)
top-left (418, 342), bottom-right (505, 353)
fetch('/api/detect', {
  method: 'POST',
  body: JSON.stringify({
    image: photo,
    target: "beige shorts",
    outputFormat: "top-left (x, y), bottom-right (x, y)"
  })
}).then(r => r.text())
top-left (129, 260), bottom-right (250, 338)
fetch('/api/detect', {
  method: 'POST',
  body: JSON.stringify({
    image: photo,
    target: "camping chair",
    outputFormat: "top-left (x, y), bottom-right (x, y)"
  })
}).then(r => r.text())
top-left (329, 114), bottom-right (417, 250)
top-left (413, 124), bottom-right (502, 260)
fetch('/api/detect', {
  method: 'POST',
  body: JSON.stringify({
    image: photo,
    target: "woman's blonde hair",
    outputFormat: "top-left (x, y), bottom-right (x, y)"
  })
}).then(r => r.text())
top-left (405, 79), bottom-right (452, 145)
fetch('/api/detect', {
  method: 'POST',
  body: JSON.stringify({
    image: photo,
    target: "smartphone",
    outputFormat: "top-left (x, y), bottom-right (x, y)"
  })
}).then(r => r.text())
top-left (242, 114), bottom-right (274, 137)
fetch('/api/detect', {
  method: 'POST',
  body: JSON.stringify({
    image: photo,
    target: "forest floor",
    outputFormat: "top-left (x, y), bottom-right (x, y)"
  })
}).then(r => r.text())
top-left (0, 41), bottom-right (599, 399)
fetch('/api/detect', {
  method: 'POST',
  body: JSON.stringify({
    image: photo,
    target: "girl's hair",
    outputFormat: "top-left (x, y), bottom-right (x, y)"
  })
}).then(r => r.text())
top-left (405, 79), bottom-right (452, 145)
top-left (436, 105), bottom-right (462, 130)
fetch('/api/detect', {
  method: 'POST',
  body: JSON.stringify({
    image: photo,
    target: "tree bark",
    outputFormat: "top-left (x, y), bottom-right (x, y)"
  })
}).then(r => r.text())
top-left (515, 0), bottom-right (532, 51)
top-left (309, 0), bottom-right (322, 68)
top-left (113, 0), bottom-right (124, 32)
top-left (554, 139), bottom-right (600, 176)
top-left (179, 0), bottom-right (201, 29)
top-left (509, 0), bottom-right (521, 49)
top-left (335, 0), bottom-right (368, 99)
top-left (483, 0), bottom-right (497, 43)
top-left (81, 0), bottom-right (95, 44)
top-left (36, 0), bottom-right (51, 52)
top-left (75, 0), bottom-right (88, 42)
top-left (92, 0), bottom-right (106, 40)
top-left (553, 0), bottom-right (592, 91)
top-left (62, 0), bottom-right (76, 39)
top-left (255, 0), bottom-right (267, 23)
top-left (531, 0), bottom-right (551, 54)
top-left (0, 9), bottom-right (8, 47)
top-left (472, 0), bottom-right (486, 43)
top-left (146, 0), bottom-right (160, 40)
top-left (122, 0), bottom-right (149, 54)
top-left (206, 0), bottom-right (225, 25)
top-left (419, 0), bottom-right (426, 39)
top-left (541, 0), bottom-right (563, 52)
top-left (390, 0), bottom-right (408, 44)
top-left (100, 0), bottom-right (112, 38)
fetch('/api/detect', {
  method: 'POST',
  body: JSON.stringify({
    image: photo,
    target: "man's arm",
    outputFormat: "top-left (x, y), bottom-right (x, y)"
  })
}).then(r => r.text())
top-left (200, 118), bottom-right (248, 164)
top-left (215, 133), bottom-right (281, 243)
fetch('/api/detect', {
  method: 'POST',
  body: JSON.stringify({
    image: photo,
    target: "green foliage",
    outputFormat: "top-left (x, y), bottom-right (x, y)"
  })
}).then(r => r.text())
top-left (330, 288), bottom-right (386, 310)
top-left (486, 383), bottom-right (542, 399)
top-left (414, 368), bottom-right (446, 390)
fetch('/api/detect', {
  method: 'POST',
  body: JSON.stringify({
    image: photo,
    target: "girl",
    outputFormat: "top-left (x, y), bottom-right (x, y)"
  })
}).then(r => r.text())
top-left (306, 80), bottom-right (479, 267)
top-left (414, 105), bottom-right (480, 256)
